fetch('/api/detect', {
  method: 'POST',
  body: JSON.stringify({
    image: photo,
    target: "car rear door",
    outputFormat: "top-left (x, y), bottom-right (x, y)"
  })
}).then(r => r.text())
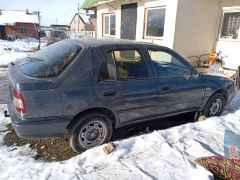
top-left (145, 47), bottom-right (206, 115)
top-left (93, 45), bottom-right (160, 124)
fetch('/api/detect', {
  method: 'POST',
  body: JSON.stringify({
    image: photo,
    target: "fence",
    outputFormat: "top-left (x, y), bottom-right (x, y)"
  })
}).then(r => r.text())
top-left (186, 54), bottom-right (240, 88)
top-left (186, 54), bottom-right (210, 68)
top-left (66, 31), bottom-right (95, 39)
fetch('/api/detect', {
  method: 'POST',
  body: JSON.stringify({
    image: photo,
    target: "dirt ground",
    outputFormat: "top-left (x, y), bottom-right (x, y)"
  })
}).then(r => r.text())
top-left (3, 123), bottom-right (78, 162)
top-left (2, 113), bottom-right (194, 162)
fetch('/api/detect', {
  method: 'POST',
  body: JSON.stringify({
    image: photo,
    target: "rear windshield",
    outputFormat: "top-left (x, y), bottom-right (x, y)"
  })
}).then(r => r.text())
top-left (18, 40), bottom-right (81, 77)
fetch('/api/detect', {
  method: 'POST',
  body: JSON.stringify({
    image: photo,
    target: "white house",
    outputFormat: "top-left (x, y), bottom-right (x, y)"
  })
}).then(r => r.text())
top-left (94, 0), bottom-right (240, 69)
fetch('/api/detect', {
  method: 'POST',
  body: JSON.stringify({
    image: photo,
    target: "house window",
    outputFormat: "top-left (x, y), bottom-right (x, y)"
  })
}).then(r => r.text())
top-left (103, 13), bottom-right (116, 36)
top-left (144, 7), bottom-right (166, 39)
top-left (220, 11), bottom-right (240, 40)
top-left (20, 27), bottom-right (28, 34)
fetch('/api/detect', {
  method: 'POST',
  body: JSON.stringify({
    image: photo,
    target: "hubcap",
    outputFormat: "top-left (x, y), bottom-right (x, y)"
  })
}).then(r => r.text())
top-left (209, 98), bottom-right (222, 116)
top-left (79, 119), bottom-right (107, 148)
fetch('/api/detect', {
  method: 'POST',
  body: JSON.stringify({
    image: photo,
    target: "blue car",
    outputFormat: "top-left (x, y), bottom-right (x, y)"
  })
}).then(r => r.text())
top-left (6, 39), bottom-right (236, 152)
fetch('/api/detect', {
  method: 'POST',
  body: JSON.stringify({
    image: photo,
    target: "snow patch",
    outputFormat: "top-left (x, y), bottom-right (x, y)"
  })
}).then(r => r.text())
top-left (1, 93), bottom-right (240, 179)
top-left (0, 38), bottom-right (47, 66)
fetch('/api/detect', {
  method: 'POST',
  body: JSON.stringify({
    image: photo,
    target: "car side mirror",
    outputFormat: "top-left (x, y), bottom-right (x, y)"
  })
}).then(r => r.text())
top-left (192, 70), bottom-right (200, 79)
top-left (184, 69), bottom-right (199, 80)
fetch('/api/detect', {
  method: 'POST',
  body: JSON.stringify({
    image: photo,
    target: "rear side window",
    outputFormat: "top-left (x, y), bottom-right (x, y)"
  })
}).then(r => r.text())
top-left (98, 52), bottom-right (117, 81)
top-left (98, 49), bottom-right (148, 81)
top-left (18, 41), bottom-right (81, 77)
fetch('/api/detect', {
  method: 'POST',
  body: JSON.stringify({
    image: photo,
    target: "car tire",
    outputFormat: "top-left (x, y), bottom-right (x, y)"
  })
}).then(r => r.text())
top-left (202, 93), bottom-right (225, 117)
top-left (69, 113), bottom-right (113, 152)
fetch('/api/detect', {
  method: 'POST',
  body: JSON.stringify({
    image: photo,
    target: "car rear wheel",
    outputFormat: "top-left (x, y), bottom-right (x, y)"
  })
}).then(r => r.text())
top-left (202, 93), bottom-right (225, 117)
top-left (69, 113), bottom-right (113, 152)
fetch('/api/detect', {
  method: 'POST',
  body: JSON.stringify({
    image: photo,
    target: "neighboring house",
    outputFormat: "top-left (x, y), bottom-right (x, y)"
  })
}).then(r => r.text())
top-left (82, 0), bottom-right (240, 69)
top-left (49, 24), bottom-right (70, 31)
top-left (81, 0), bottom-right (98, 35)
top-left (0, 10), bottom-right (39, 39)
top-left (69, 13), bottom-right (94, 31)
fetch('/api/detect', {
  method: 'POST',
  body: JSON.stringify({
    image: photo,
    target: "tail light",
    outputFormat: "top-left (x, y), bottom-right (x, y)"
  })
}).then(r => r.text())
top-left (13, 90), bottom-right (27, 114)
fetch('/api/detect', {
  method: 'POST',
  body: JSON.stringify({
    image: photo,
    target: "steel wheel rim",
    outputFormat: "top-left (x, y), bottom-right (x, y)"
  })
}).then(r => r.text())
top-left (79, 119), bottom-right (108, 148)
top-left (209, 98), bottom-right (222, 116)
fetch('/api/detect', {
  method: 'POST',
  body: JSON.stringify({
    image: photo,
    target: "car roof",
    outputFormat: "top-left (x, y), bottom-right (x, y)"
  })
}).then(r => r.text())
top-left (67, 38), bottom-right (159, 48)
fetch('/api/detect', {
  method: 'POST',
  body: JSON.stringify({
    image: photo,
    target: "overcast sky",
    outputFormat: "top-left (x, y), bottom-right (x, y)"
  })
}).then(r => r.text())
top-left (0, 0), bottom-right (84, 26)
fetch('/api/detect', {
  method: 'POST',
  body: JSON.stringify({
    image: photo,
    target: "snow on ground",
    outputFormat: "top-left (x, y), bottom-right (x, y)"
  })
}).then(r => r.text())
top-left (0, 38), bottom-right (47, 66)
top-left (0, 93), bottom-right (240, 179)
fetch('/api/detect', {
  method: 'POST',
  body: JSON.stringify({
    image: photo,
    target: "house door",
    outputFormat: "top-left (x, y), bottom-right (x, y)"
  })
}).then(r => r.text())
top-left (121, 3), bottom-right (137, 40)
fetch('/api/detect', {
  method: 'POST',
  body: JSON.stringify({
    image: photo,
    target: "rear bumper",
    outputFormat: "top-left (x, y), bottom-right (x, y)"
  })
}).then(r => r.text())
top-left (8, 104), bottom-right (70, 138)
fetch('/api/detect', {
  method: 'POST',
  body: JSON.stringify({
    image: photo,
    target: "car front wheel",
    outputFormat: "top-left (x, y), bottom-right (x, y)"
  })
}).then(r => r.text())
top-left (69, 113), bottom-right (113, 152)
top-left (203, 93), bottom-right (225, 117)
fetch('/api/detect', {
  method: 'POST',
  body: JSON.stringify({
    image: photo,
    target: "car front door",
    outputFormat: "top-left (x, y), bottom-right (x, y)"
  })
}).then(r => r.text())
top-left (145, 47), bottom-right (206, 115)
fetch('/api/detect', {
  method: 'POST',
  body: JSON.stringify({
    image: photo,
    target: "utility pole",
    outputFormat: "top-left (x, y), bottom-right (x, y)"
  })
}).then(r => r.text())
top-left (26, 10), bottom-right (41, 49)
top-left (37, 11), bottom-right (41, 49)
top-left (77, 2), bottom-right (80, 32)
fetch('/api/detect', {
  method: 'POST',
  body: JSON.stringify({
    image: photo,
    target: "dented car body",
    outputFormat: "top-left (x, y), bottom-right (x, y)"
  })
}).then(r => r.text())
top-left (6, 39), bottom-right (236, 151)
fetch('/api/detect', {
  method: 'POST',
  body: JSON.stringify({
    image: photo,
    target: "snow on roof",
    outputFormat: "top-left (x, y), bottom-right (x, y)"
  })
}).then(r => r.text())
top-left (0, 10), bottom-right (39, 25)
top-left (80, 14), bottom-right (91, 24)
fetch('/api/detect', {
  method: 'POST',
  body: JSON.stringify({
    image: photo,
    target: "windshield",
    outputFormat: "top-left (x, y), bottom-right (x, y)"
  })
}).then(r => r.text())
top-left (18, 40), bottom-right (81, 77)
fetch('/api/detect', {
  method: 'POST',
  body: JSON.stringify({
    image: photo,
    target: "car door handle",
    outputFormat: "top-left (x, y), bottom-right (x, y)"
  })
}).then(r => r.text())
top-left (161, 86), bottom-right (170, 91)
top-left (103, 91), bottom-right (116, 96)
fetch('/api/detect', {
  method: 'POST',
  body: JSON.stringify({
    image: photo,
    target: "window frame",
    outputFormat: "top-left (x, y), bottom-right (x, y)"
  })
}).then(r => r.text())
top-left (102, 13), bottom-right (116, 37)
top-left (20, 27), bottom-right (28, 34)
top-left (98, 48), bottom-right (150, 82)
top-left (143, 6), bottom-right (166, 40)
top-left (147, 48), bottom-right (194, 79)
top-left (219, 7), bottom-right (240, 41)
top-left (97, 50), bottom-right (117, 82)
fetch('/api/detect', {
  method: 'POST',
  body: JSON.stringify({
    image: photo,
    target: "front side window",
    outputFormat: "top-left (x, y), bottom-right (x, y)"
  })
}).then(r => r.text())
top-left (98, 49), bottom-right (148, 81)
top-left (103, 13), bottom-right (116, 36)
top-left (148, 50), bottom-right (191, 78)
top-left (220, 11), bottom-right (240, 40)
top-left (144, 7), bottom-right (166, 39)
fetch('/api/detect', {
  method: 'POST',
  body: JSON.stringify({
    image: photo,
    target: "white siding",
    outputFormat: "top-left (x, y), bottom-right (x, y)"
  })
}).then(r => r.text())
top-left (173, 0), bottom-right (220, 58)
top-left (97, 0), bottom-right (179, 48)
top-left (216, 0), bottom-right (240, 69)
top-left (97, 0), bottom-right (240, 67)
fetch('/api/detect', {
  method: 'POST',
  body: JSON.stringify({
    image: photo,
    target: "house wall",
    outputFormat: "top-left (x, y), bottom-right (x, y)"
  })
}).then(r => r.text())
top-left (97, 0), bottom-right (179, 48)
top-left (5, 22), bottom-right (39, 39)
top-left (173, 0), bottom-right (220, 58)
top-left (216, 0), bottom-right (240, 69)
top-left (97, 0), bottom-right (240, 67)
top-left (70, 15), bottom-right (85, 31)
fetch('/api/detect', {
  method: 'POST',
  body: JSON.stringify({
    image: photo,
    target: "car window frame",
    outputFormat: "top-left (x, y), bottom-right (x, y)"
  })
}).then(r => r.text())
top-left (97, 47), bottom-right (150, 82)
top-left (97, 50), bottom-right (118, 82)
top-left (146, 47), bottom-right (196, 79)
